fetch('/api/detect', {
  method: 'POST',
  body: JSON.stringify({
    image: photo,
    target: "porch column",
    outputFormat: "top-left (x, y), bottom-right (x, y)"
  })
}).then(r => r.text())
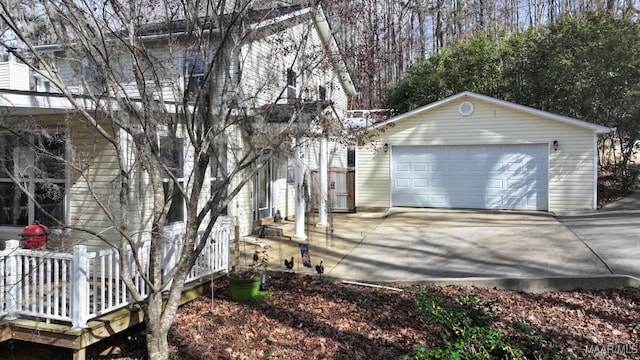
top-left (317, 138), bottom-right (328, 227)
top-left (292, 138), bottom-right (307, 240)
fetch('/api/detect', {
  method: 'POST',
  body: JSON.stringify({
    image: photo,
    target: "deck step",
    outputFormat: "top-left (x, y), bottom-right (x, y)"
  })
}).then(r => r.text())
top-left (256, 222), bottom-right (294, 240)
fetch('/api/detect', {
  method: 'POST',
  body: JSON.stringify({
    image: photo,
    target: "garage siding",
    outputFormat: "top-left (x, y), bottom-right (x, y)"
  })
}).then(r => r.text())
top-left (356, 98), bottom-right (598, 212)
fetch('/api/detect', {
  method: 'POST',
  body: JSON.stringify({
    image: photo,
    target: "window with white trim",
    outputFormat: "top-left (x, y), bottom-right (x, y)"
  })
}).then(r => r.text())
top-left (286, 69), bottom-right (297, 102)
top-left (0, 132), bottom-right (66, 227)
top-left (184, 49), bottom-right (206, 101)
top-left (210, 143), bottom-right (228, 216)
top-left (160, 136), bottom-right (184, 224)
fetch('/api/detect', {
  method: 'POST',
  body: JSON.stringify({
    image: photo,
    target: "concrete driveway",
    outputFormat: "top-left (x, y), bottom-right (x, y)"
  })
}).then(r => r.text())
top-left (257, 192), bottom-right (640, 290)
top-left (327, 209), bottom-right (614, 282)
top-left (557, 192), bottom-right (640, 278)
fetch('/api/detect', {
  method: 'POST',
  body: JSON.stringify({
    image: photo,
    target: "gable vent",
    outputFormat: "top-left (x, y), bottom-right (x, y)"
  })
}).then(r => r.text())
top-left (458, 101), bottom-right (474, 116)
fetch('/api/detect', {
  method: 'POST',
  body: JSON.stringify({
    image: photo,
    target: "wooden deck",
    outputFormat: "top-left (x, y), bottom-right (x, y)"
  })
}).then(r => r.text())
top-left (0, 275), bottom-right (220, 360)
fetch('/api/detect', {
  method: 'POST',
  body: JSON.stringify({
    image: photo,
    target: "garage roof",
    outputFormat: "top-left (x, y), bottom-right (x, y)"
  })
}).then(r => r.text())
top-left (374, 91), bottom-right (613, 134)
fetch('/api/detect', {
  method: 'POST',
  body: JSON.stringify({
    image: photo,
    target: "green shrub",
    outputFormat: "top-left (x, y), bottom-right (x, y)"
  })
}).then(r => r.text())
top-left (403, 291), bottom-right (524, 360)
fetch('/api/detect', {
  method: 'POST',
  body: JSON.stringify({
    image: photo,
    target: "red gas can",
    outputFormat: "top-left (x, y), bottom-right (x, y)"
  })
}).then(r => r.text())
top-left (21, 221), bottom-right (50, 249)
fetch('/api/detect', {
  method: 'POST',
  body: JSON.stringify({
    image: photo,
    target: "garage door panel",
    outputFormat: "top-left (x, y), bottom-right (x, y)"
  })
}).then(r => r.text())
top-left (448, 162), bottom-right (465, 171)
top-left (467, 162), bottom-right (486, 172)
top-left (432, 162), bottom-right (448, 171)
top-left (414, 179), bottom-right (428, 187)
top-left (414, 163), bottom-right (428, 171)
top-left (395, 178), bottom-right (411, 188)
top-left (396, 162), bottom-right (411, 171)
top-left (430, 194), bottom-right (447, 205)
top-left (486, 179), bottom-right (503, 189)
top-left (431, 178), bottom-right (447, 188)
top-left (465, 179), bottom-right (484, 189)
top-left (391, 145), bottom-right (548, 210)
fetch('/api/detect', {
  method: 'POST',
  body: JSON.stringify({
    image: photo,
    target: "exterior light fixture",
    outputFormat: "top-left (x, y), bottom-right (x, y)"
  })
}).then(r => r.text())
top-left (553, 140), bottom-right (559, 152)
top-left (384, 143), bottom-right (389, 153)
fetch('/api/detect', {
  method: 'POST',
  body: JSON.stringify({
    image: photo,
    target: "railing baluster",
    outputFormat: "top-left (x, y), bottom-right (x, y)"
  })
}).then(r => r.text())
top-left (0, 221), bottom-right (231, 326)
top-left (54, 259), bottom-right (59, 317)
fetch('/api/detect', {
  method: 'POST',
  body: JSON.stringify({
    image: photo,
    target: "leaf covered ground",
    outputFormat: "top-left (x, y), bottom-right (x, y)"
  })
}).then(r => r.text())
top-left (163, 276), bottom-right (640, 360)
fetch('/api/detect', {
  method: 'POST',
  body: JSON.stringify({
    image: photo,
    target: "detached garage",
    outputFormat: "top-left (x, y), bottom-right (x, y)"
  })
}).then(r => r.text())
top-left (356, 92), bottom-right (612, 213)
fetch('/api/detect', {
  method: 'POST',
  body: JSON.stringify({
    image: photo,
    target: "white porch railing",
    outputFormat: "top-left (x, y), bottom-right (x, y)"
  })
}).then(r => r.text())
top-left (0, 221), bottom-right (230, 328)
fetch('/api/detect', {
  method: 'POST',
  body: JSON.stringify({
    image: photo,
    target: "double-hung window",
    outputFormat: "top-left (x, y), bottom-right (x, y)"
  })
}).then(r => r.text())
top-left (286, 69), bottom-right (297, 102)
top-left (184, 49), bottom-right (206, 101)
top-left (160, 136), bottom-right (184, 225)
top-left (210, 143), bottom-right (228, 217)
top-left (0, 132), bottom-right (66, 227)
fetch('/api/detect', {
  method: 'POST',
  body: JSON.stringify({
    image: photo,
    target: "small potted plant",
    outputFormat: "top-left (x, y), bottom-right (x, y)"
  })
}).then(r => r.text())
top-left (228, 249), bottom-right (269, 302)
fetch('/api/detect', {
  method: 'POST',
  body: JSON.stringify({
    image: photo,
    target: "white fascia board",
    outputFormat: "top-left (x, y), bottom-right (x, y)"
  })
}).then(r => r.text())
top-left (249, 7), bottom-right (312, 31)
top-left (0, 91), bottom-right (83, 112)
top-left (312, 6), bottom-right (357, 97)
top-left (0, 90), bottom-right (183, 115)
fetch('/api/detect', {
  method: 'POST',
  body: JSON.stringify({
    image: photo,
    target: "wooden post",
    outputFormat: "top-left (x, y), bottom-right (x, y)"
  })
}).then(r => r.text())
top-left (5, 240), bottom-right (19, 320)
top-left (71, 245), bottom-right (89, 329)
top-left (73, 347), bottom-right (86, 360)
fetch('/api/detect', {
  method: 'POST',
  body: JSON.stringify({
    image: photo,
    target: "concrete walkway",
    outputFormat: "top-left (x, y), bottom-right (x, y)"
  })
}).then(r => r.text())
top-left (248, 191), bottom-right (640, 290)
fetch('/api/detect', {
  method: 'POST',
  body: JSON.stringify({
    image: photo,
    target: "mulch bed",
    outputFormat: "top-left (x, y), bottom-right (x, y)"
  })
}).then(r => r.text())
top-left (163, 276), bottom-right (640, 359)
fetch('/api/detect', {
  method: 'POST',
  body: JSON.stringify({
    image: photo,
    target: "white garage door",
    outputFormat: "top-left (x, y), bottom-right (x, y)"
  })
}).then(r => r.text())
top-left (391, 145), bottom-right (548, 210)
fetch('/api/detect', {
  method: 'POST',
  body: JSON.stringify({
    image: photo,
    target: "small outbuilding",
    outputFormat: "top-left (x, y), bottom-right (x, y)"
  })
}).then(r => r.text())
top-left (356, 92), bottom-right (612, 213)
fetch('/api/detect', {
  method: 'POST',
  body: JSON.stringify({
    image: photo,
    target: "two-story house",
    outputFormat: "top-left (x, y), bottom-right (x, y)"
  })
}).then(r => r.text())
top-left (0, 3), bottom-right (356, 251)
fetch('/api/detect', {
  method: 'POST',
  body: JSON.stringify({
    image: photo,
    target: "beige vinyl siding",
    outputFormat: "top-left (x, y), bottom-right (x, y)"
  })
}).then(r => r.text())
top-left (241, 21), bottom-right (349, 111)
top-left (356, 145), bottom-right (390, 210)
top-left (68, 117), bottom-right (132, 251)
top-left (275, 180), bottom-right (296, 220)
top-left (228, 124), bottom-right (255, 237)
top-left (53, 46), bottom-right (182, 102)
top-left (304, 139), bottom-right (349, 170)
top-left (357, 98), bottom-right (599, 212)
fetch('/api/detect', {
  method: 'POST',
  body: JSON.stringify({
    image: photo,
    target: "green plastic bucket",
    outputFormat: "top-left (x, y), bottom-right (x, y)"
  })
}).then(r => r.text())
top-left (228, 276), bottom-right (261, 302)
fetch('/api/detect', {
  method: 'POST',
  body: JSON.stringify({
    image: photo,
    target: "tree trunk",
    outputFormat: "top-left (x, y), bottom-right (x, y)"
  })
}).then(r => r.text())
top-left (145, 291), bottom-right (170, 360)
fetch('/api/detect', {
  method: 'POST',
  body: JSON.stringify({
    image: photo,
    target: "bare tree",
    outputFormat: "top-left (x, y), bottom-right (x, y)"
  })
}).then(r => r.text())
top-left (0, 0), bottom-right (357, 359)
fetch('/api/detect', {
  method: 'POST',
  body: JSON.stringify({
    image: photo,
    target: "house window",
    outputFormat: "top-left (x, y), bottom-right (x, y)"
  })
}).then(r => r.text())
top-left (210, 144), bottom-right (227, 216)
top-left (286, 69), bottom-right (297, 101)
top-left (185, 49), bottom-right (206, 100)
top-left (81, 57), bottom-right (107, 93)
top-left (347, 147), bottom-right (356, 168)
top-left (318, 85), bottom-right (327, 101)
top-left (160, 136), bottom-right (184, 224)
top-left (254, 161), bottom-right (273, 220)
top-left (0, 132), bottom-right (66, 227)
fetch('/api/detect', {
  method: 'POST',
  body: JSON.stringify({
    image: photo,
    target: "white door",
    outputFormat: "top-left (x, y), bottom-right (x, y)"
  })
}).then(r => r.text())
top-left (391, 144), bottom-right (548, 210)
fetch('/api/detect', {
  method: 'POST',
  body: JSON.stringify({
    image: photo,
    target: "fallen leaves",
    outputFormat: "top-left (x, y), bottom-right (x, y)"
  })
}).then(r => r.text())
top-left (165, 277), bottom-right (640, 359)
